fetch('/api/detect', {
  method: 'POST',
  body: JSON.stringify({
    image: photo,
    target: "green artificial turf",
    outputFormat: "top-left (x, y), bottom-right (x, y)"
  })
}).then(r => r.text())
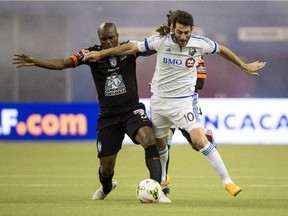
top-left (0, 143), bottom-right (287, 216)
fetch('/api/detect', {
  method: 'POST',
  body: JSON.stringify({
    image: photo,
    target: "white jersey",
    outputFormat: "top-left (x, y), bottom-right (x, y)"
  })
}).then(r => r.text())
top-left (137, 33), bottom-right (218, 98)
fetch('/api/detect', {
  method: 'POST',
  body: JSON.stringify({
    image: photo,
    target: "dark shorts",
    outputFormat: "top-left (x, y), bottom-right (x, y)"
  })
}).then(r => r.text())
top-left (96, 103), bottom-right (152, 158)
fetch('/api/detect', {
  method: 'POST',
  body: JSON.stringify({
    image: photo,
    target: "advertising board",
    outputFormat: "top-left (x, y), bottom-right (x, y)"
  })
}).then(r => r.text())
top-left (0, 103), bottom-right (99, 141)
top-left (1, 99), bottom-right (287, 144)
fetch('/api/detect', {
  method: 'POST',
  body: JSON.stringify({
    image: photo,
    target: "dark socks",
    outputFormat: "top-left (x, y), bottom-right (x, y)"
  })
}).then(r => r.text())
top-left (99, 168), bottom-right (114, 194)
top-left (145, 145), bottom-right (162, 184)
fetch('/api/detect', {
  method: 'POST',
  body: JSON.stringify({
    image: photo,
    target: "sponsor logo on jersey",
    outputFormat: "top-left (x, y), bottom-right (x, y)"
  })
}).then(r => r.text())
top-left (105, 73), bottom-right (127, 96)
top-left (185, 57), bottom-right (195, 68)
top-left (163, 58), bottom-right (182, 65)
top-left (109, 57), bottom-right (117, 67)
top-left (165, 48), bottom-right (171, 52)
top-left (189, 48), bottom-right (197, 56)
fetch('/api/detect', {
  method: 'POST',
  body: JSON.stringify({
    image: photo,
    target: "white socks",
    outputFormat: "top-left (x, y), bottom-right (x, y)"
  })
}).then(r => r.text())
top-left (200, 143), bottom-right (233, 185)
top-left (159, 146), bottom-right (169, 185)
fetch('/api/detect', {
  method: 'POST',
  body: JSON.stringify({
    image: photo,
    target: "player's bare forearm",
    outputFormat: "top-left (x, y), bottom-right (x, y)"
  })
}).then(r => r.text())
top-left (217, 45), bottom-right (246, 69)
top-left (13, 53), bottom-right (73, 70)
top-left (84, 43), bottom-right (138, 62)
top-left (103, 43), bottom-right (137, 56)
top-left (30, 59), bottom-right (65, 70)
top-left (217, 44), bottom-right (266, 76)
top-left (35, 59), bottom-right (74, 70)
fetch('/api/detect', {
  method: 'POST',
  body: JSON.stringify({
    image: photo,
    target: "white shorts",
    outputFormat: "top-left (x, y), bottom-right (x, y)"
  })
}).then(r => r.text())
top-left (150, 93), bottom-right (203, 138)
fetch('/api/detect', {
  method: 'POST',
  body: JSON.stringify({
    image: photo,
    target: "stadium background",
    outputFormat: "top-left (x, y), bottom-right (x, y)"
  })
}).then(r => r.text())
top-left (0, 1), bottom-right (287, 143)
top-left (1, 3), bottom-right (287, 215)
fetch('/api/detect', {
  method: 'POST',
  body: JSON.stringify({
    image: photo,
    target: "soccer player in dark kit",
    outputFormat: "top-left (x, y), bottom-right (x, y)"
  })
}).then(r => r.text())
top-left (13, 22), bottom-right (171, 203)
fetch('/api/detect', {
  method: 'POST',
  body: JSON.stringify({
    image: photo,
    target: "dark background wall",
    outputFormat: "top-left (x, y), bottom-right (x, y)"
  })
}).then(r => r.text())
top-left (1, 1), bottom-right (287, 101)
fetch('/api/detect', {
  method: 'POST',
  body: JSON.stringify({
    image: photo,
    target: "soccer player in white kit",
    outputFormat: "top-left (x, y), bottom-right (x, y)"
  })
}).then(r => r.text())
top-left (84, 10), bottom-right (266, 198)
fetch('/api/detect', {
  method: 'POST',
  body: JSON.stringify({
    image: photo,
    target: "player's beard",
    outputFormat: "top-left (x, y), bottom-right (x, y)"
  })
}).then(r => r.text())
top-left (177, 39), bottom-right (188, 47)
top-left (179, 40), bottom-right (188, 47)
top-left (175, 37), bottom-right (188, 47)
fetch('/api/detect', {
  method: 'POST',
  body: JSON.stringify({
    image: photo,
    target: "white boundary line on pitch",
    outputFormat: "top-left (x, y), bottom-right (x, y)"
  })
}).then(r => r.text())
top-left (167, 176), bottom-right (288, 179)
top-left (0, 174), bottom-right (95, 178)
top-left (0, 183), bottom-right (65, 187)
top-left (2, 183), bottom-right (288, 188)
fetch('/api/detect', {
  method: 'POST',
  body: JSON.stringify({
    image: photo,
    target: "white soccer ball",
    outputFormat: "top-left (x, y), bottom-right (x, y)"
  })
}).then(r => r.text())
top-left (136, 179), bottom-right (161, 203)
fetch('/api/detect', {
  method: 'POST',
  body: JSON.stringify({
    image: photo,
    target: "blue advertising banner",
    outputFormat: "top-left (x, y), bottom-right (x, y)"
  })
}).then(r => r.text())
top-left (2, 99), bottom-right (287, 144)
top-left (0, 103), bottom-right (99, 141)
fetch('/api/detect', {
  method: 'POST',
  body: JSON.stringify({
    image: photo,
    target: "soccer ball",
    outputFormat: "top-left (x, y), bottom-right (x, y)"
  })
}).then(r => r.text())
top-left (136, 179), bottom-right (161, 203)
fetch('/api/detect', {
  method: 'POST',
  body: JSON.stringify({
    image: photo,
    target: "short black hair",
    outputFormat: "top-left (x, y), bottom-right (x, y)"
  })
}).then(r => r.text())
top-left (97, 22), bottom-right (118, 36)
top-left (171, 10), bottom-right (194, 28)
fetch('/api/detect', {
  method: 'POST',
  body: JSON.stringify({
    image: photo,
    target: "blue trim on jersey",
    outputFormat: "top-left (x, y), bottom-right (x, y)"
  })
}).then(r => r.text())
top-left (192, 93), bottom-right (200, 122)
top-left (191, 35), bottom-right (218, 54)
top-left (144, 38), bottom-right (150, 51)
top-left (162, 95), bottom-right (193, 99)
top-left (211, 42), bottom-right (218, 54)
top-left (160, 93), bottom-right (197, 99)
top-left (191, 35), bottom-right (202, 39)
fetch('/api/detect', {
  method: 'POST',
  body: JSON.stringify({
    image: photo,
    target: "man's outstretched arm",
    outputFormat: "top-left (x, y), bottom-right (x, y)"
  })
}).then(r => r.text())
top-left (83, 43), bottom-right (139, 62)
top-left (13, 53), bottom-right (74, 70)
top-left (217, 44), bottom-right (266, 76)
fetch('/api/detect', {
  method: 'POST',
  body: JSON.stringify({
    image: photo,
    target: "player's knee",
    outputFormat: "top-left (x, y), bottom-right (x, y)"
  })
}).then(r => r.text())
top-left (136, 133), bottom-right (156, 146)
top-left (136, 127), bottom-right (156, 146)
top-left (142, 135), bottom-right (156, 146)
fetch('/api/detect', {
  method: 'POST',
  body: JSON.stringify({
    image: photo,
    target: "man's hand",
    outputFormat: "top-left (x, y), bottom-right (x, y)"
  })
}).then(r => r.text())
top-left (242, 61), bottom-right (266, 76)
top-left (13, 53), bottom-right (35, 68)
top-left (83, 51), bottom-right (102, 62)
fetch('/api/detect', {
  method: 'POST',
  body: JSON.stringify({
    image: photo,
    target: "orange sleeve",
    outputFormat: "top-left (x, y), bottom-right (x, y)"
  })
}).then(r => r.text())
top-left (70, 55), bottom-right (79, 67)
top-left (197, 73), bottom-right (207, 79)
